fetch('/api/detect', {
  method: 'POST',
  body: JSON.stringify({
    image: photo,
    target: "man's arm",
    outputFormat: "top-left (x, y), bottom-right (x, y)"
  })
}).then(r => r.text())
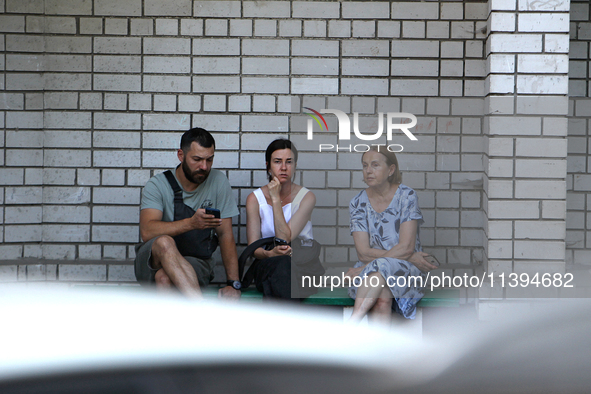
top-left (139, 208), bottom-right (222, 242)
top-left (140, 208), bottom-right (189, 242)
top-left (216, 217), bottom-right (241, 299)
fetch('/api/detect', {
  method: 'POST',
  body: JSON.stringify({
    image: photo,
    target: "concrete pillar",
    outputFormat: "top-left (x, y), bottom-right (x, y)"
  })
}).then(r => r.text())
top-left (483, 0), bottom-right (570, 282)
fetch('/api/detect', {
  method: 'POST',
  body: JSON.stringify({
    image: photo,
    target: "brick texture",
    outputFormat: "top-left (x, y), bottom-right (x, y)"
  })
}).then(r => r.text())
top-left (483, 0), bottom-right (572, 273)
top-left (0, 0), bottom-right (583, 283)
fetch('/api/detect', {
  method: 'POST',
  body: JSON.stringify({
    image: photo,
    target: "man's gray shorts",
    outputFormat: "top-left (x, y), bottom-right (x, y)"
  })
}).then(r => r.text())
top-left (134, 236), bottom-right (215, 287)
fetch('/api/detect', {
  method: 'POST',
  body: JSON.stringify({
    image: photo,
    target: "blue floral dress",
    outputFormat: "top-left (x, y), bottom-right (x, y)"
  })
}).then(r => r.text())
top-left (348, 184), bottom-right (425, 319)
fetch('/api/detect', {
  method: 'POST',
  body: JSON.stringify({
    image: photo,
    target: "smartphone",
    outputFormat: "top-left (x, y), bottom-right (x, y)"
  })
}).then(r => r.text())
top-left (274, 237), bottom-right (289, 247)
top-left (205, 208), bottom-right (220, 219)
top-left (424, 254), bottom-right (440, 267)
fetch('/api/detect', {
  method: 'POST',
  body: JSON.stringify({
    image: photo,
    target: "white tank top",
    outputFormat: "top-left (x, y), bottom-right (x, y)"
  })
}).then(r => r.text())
top-left (253, 187), bottom-right (314, 241)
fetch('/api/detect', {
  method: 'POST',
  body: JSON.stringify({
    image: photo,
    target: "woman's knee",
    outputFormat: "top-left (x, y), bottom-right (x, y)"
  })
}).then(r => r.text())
top-left (374, 296), bottom-right (393, 311)
top-left (367, 271), bottom-right (386, 285)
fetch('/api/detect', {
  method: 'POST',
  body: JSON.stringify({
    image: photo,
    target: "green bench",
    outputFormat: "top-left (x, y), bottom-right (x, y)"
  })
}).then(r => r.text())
top-left (204, 286), bottom-right (460, 308)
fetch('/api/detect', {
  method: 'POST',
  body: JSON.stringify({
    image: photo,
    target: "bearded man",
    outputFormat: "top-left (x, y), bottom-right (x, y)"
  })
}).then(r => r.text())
top-left (134, 128), bottom-right (241, 299)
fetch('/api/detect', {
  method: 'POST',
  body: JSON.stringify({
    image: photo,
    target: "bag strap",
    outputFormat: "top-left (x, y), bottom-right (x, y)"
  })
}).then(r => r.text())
top-left (291, 187), bottom-right (308, 208)
top-left (239, 237), bottom-right (276, 288)
top-left (163, 170), bottom-right (183, 203)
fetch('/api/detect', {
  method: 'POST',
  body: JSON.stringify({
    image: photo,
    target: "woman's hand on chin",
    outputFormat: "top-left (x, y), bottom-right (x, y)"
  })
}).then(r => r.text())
top-left (268, 176), bottom-right (282, 204)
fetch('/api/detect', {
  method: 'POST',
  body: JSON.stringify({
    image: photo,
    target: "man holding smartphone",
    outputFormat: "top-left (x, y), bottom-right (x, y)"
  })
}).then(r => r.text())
top-left (134, 128), bottom-right (241, 299)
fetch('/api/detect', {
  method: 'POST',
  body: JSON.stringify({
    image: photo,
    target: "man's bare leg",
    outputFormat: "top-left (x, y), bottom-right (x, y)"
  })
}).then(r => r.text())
top-left (154, 268), bottom-right (175, 294)
top-left (150, 235), bottom-right (202, 299)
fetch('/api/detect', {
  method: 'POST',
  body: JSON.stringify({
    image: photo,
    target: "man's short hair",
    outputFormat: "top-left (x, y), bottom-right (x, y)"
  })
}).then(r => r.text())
top-left (180, 128), bottom-right (215, 151)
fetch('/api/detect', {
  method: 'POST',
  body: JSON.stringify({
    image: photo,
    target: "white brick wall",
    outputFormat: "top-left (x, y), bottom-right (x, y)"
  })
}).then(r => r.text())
top-left (566, 1), bottom-right (591, 264)
top-left (483, 0), bottom-right (572, 274)
top-left (0, 0), bottom-right (582, 284)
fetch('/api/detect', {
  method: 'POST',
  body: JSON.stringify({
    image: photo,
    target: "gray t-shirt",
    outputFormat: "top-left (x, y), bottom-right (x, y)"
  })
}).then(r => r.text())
top-left (140, 168), bottom-right (239, 222)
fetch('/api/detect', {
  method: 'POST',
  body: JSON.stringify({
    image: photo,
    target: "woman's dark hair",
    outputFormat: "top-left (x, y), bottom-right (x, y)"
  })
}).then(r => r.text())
top-left (180, 127), bottom-right (215, 151)
top-left (362, 146), bottom-right (402, 184)
top-left (265, 139), bottom-right (298, 181)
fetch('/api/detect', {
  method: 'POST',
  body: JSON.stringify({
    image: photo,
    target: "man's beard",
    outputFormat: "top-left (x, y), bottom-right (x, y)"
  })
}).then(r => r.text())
top-left (182, 159), bottom-right (210, 186)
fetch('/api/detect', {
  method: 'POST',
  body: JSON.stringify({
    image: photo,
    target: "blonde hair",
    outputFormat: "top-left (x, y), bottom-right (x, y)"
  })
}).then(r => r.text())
top-left (362, 146), bottom-right (402, 184)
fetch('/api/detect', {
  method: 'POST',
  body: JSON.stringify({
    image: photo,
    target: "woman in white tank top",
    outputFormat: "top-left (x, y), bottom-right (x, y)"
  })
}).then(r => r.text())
top-left (245, 139), bottom-right (316, 298)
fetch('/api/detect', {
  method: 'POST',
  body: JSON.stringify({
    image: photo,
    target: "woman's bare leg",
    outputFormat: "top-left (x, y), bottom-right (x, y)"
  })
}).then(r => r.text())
top-left (368, 286), bottom-right (393, 326)
top-left (349, 272), bottom-right (387, 323)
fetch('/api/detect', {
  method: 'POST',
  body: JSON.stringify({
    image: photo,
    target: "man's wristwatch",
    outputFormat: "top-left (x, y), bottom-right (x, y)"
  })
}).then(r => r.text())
top-left (227, 280), bottom-right (242, 291)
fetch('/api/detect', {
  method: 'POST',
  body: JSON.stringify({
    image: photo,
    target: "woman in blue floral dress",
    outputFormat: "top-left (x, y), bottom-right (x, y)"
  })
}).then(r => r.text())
top-left (347, 147), bottom-right (438, 323)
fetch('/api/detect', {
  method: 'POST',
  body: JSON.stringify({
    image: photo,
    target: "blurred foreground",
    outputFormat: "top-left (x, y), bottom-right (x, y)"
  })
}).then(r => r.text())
top-left (0, 286), bottom-right (589, 394)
